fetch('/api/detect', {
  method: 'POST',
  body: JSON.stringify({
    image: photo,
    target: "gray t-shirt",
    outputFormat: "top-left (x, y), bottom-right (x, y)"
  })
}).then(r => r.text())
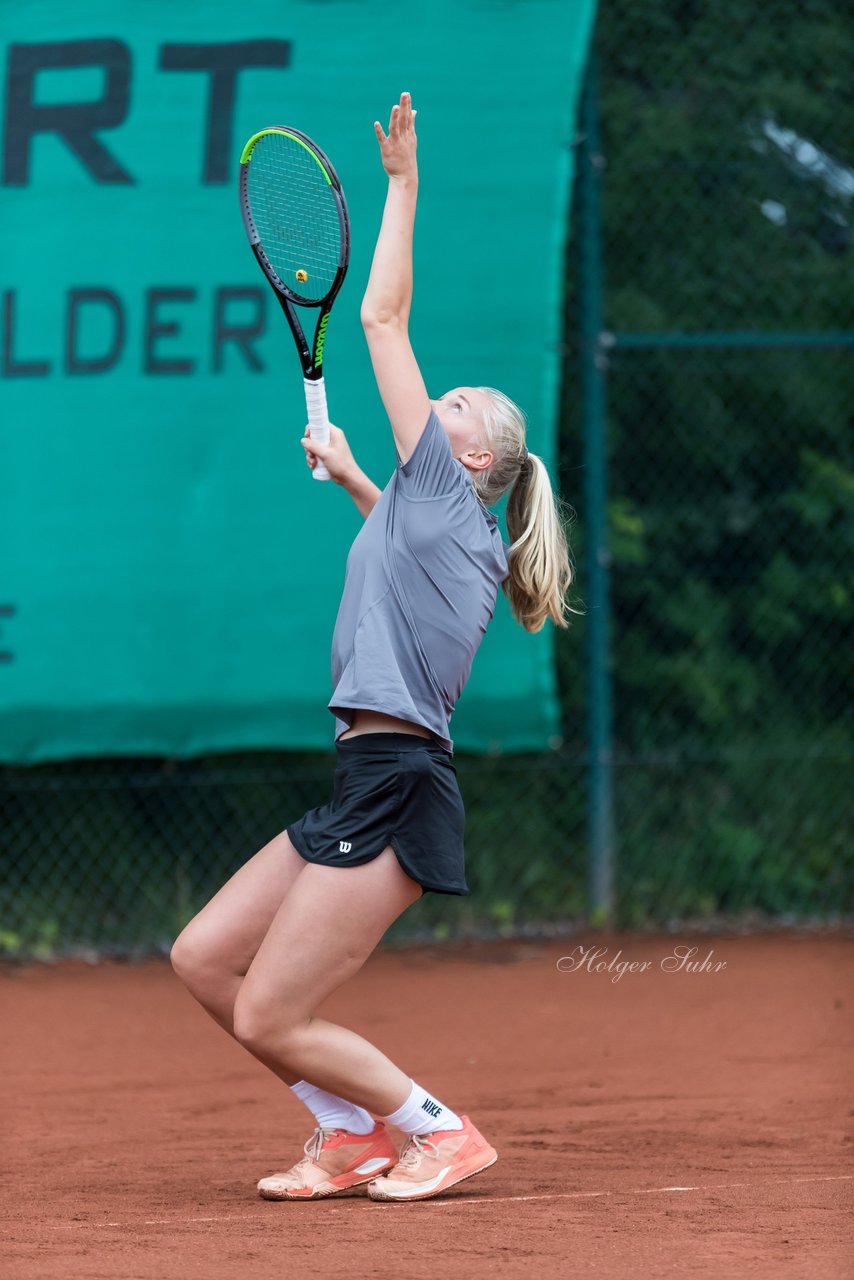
top-left (329, 409), bottom-right (509, 752)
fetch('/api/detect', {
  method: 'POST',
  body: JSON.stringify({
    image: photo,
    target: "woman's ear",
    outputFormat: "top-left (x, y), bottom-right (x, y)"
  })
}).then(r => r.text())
top-left (461, 447), bottom-right (494, 472)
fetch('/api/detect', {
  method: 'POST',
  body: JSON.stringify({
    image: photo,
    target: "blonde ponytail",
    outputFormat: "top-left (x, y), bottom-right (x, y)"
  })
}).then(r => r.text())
top-left (471, 388), bottom-right (576, 633)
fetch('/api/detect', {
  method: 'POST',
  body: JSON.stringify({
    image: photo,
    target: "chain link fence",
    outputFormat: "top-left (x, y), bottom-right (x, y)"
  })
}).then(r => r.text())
top-left (2, 0), bottom-right (851, 955)
top-left (0, 753), bottom-right (588, 957)
top-left (558, 0), bottom-right (853, 926)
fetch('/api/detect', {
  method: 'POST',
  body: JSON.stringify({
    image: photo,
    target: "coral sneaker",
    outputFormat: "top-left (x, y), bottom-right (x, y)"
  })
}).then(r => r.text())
top-left (258, 1122), bottom-right (398, 1200)
top-left (367, 1115), bottom-right (497, 1201)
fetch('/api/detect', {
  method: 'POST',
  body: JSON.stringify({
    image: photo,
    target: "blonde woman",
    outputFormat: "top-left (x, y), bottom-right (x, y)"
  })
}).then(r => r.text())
top-left (170, 91), bottom-right (573, 1203)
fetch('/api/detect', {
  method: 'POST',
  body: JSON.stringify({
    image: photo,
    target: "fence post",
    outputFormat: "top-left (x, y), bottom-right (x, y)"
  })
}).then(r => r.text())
top-left (576, 52), bottom-right (615, 927)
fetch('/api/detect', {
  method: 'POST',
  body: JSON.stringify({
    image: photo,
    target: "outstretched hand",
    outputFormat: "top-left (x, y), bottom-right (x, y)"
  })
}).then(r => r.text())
top-left (374, 91), bottom-right (418, 180)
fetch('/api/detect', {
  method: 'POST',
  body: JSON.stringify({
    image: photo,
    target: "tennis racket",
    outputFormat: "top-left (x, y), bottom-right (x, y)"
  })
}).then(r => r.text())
top-left (239, 126), bottom-right (350, 481)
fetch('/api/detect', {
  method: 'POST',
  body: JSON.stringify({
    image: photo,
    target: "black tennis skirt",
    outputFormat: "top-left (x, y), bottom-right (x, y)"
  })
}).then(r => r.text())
top-left (287, 732), bottom-right (469, 896)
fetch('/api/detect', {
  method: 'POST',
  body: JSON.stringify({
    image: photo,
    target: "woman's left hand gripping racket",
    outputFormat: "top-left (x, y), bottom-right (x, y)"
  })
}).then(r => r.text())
top-left (239, 127), bottom-right (350, 481)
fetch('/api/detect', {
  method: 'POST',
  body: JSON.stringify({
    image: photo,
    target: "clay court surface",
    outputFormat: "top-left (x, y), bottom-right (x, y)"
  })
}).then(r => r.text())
top-left (3, 932), bottom-right (852, 1279)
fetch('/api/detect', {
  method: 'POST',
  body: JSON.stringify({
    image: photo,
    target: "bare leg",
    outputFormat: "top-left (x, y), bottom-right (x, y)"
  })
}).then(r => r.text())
top-left (232, 847), bottom-right (423, 1115)
top-left (170, 830), bottom-right (307, 1041)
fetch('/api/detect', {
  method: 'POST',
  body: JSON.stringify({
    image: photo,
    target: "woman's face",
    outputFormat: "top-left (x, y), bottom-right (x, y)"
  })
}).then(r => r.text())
top-left (431, 388), bottom-right (494, 472)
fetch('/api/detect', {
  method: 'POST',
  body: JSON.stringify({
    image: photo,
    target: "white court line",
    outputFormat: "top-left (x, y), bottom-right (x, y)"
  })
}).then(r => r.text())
top-left (425, 1172), bottom-right (854, 1203)
top-left (54, 1174), bottom-right (853, 1228)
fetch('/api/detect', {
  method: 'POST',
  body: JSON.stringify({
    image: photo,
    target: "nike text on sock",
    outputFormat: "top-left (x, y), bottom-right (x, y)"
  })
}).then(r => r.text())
top-left (381, 1080), bottom-right (464, 1135)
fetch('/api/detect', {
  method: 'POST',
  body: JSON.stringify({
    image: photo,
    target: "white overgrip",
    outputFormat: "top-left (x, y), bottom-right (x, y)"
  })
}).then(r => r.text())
top-left (304, 377), bottom-right (331, 481)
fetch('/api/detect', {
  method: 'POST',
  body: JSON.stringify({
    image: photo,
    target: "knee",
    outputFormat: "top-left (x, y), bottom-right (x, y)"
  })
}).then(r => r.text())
top-left (232, 990), bottom-right (303, 1061)
top-left (170, 927), bottom-right (220, 992)
top-left (170, 927), bottom-right (196, 980)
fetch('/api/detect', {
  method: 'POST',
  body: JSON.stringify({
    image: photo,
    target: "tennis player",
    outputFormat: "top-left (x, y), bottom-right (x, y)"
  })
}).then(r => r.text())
top-left (170, 92), bottom-right (573, 1202)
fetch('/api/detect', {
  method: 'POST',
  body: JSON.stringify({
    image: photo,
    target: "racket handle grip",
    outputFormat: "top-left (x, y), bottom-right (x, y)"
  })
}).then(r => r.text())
top-left (304, 377), bottom-right (331, 482)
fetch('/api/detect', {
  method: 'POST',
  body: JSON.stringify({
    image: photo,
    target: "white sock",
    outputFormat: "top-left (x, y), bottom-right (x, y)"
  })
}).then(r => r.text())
top-left (289, 1080), bottom-right (376, 1135)
top-left (382, 1080), bottom-right (464, 1135)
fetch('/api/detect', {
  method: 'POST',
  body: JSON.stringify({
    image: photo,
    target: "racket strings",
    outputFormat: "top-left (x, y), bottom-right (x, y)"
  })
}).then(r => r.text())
top-left (247, 135), bottom-right (342, 303)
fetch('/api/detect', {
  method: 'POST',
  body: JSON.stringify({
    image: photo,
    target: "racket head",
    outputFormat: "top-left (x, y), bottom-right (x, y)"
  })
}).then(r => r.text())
top-left (239, 126), bottom-right (350, 308)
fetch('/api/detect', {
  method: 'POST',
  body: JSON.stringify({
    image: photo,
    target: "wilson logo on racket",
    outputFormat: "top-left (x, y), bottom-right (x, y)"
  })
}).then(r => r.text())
top-left (315, 313), bottom-right (331, 369)
top-left (238, 125), bottom-right (350, 482)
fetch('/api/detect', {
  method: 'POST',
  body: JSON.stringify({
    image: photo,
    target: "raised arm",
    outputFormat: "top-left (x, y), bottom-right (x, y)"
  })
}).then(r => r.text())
top-left (360, 92), bottom-right (432, 464)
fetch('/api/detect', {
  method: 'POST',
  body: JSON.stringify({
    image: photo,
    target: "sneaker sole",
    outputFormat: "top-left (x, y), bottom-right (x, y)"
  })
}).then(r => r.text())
top-left (367, 1150), bottom-right (498, 1202)
top-left (259, 1159), bottom-right (398, 1201)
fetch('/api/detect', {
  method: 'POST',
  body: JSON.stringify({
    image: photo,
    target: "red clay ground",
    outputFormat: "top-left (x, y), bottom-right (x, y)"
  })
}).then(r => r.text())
top-left (3, 932), bottom-right (852, 1280)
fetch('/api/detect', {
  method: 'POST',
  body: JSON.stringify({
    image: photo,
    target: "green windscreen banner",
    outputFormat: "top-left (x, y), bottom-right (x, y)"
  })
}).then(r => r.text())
top-left (0, 0), bottom-right (596, 764)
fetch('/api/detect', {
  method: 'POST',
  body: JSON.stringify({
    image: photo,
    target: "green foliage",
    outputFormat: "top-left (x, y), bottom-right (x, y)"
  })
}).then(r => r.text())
top-left (557, 0), bottom-right (853, 920)
top-left (599, 0), bottom-right (853, 331)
